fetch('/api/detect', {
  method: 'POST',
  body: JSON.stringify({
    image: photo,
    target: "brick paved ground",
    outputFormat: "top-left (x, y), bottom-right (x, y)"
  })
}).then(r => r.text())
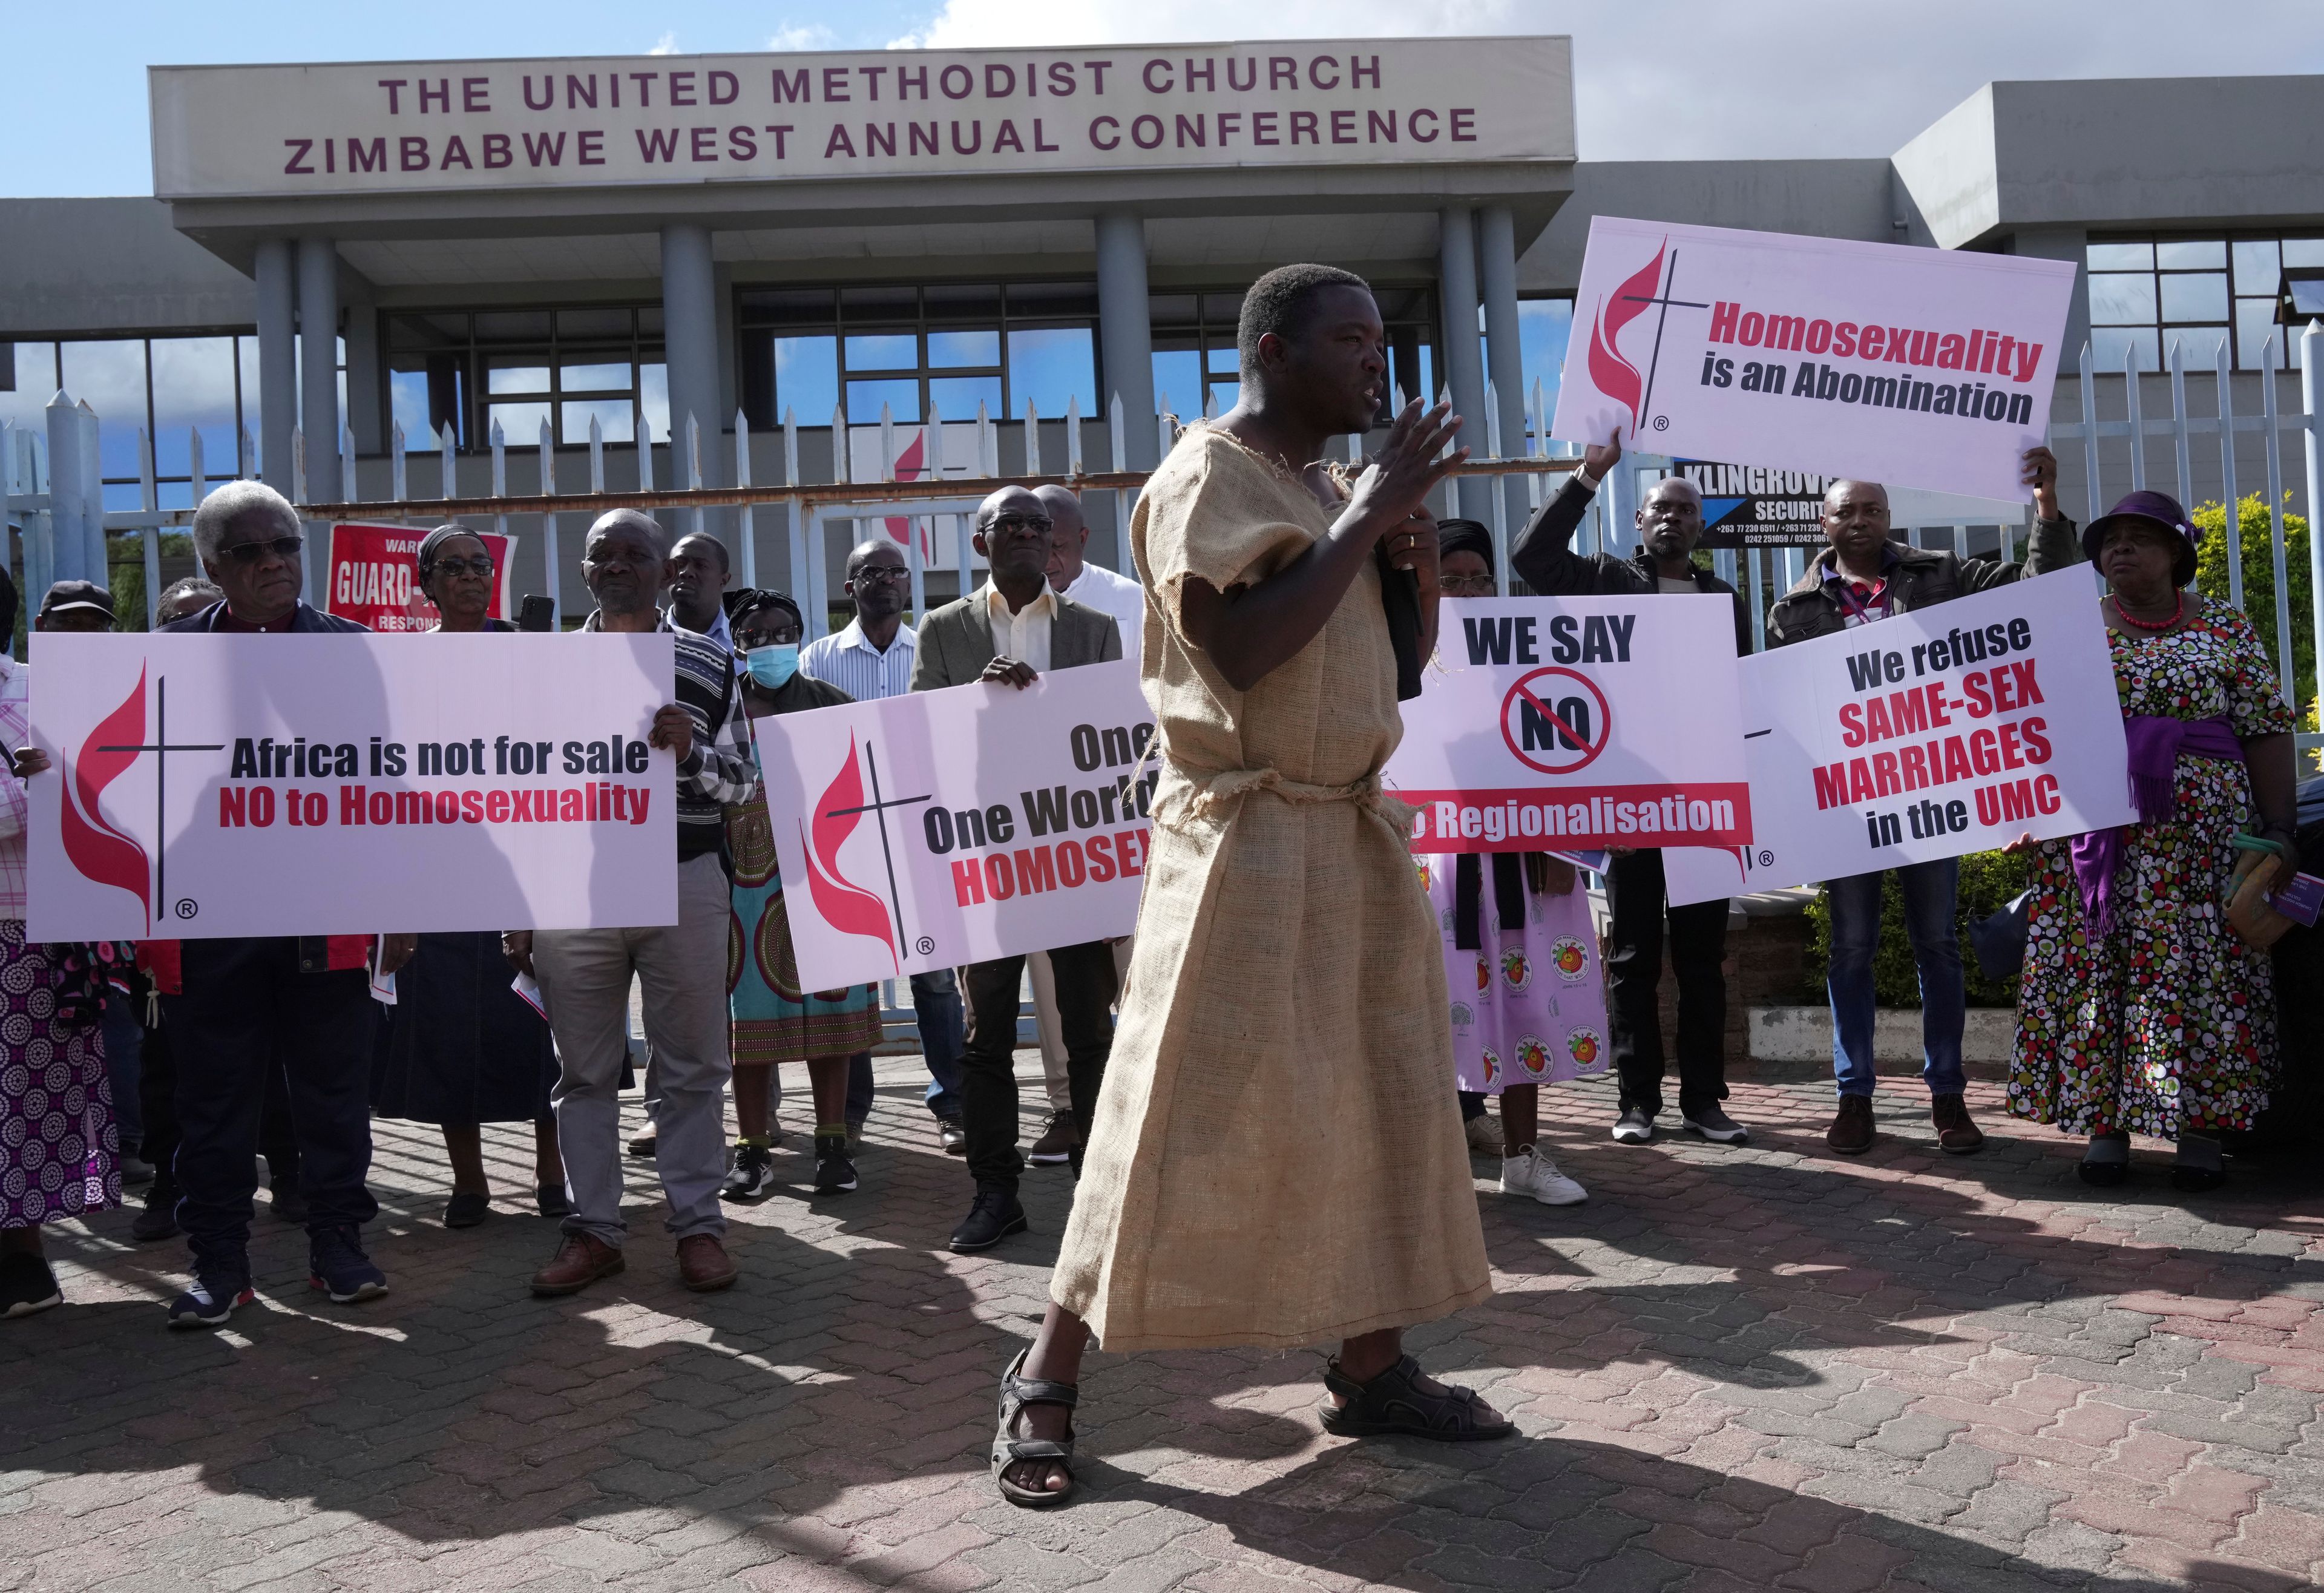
top-left (5, 1060), bottom-right (2323, 1592)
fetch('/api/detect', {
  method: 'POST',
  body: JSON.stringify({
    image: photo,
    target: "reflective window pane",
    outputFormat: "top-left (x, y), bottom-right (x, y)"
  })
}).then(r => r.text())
top-left (1208, 381), bottom-right (1242, 415)
top-left (1149, 349), bottom-right (1201, 418)
top-left (2233, 240), bottom-right (2281, 292)
top-left (473, 310), bottom-right (553, 343)
top-left (485, 361), bottom-right (551, 394)
top-left (1008, 327), bottom-right (1095, 416)
top-left (562, 399), bottom-right (634, 445)
top-left (924, 283), bottom-right (1001, 323)
top-left (927, 329), bottom-right (999, 368)
top-left (2236, 299), bottom-right (2288, 372)
top-left (61, 340), bottom-right (149, 478)
top-left (773, 335), bottom-right (838, 422)
top-left (738, 288), bottom-right (836, 328)
top-left (557, 307), bottom-right (632, 340)
top-left (485, 401), bottom-right (551, 445)
top-left (1518, 298), bottom-right (1575, 430)
top-left (2155, 240), bottom-right (2226, 269)
top-left (149, 337), bottom-right (240, 478)
top-left (639, 363), bottom-right (669, 442)
top-left (928, 375), bottom-right (1003, 419)
top-left (2088, 273), bottom-right (2156, 325)
top-left (845, 333), bottom-right (917, 371)
top-left (2159, 272), bottom-right (2228, 323)
top-left (2086, 242), bottom-right (2153, 270)
top-left (847, 378), bottom-right (921, 424)
top-left (1207, 344), bottom-right (1241, 376)
top-left (560, 361), bottom-right (631, 393)
top-left (237, 337), bottom-right (262, 474)
top-left (2090, 325), bottom-right (2159, 373)
top-left (2283, 238), bottom-right (2324, 268)
top-left (0, 341), bottom-right (57, 434)
top-left (390, 370), bottom-right (442, 450)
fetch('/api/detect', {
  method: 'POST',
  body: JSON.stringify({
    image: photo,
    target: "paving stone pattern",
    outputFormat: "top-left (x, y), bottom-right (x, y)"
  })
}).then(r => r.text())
top-left (4, 1062), bottom-right (2322, 1592)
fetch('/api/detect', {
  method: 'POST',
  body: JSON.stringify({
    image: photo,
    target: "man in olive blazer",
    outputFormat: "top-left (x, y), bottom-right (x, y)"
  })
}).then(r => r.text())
top-left (911, 487), bottom-right (1123, 1256)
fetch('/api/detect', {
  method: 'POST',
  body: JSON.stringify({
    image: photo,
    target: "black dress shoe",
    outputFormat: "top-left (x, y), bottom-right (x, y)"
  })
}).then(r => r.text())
top-left (949, 1189), bottom-right (1028, 1254)
top-left (444, 1192), bottom-right (491, 1228)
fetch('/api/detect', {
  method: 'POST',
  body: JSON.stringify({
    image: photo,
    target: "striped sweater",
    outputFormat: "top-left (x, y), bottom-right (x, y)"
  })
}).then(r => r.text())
top-left (583, 613), bottom-right (755, 861)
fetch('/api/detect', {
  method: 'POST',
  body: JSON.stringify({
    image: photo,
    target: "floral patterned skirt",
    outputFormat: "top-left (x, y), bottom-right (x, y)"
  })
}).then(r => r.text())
top-left (0, 920), bottom-right (120, 1226)
top-left (1419, 855), bottom-right (1610, 1094)
top-left (2006, 757), bottom-right (2275, 1138)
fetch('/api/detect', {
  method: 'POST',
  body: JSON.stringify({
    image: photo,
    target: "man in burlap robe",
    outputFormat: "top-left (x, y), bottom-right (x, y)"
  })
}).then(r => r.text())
top-left (986, 264), bottom-right (1507, 1509)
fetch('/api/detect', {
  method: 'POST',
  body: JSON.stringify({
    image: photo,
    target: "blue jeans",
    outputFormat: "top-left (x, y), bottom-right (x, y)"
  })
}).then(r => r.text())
top-left (913, 969), bottom-right (968, 1120)
top-left (1825, 858), bottom-right (1965, 1099)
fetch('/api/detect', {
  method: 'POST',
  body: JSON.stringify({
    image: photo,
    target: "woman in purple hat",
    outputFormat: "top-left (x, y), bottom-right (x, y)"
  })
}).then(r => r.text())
top-left (2006, 490), bottom-right (2297, 1191)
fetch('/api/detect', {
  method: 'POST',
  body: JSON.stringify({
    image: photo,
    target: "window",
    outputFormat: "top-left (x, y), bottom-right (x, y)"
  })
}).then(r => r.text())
top-left (1517, 298), bottom-right (1574, 448)
top-left (382, 304), bottom-right (665, 450)
top-left (737, 281), bottom-right (1093, 429)
top-left (1147, 286), bottom-right (1438, 427)
top-left (2086, 234), bottom-right (2320, 373)
top-left (2, 334), bottom-right (263, 511)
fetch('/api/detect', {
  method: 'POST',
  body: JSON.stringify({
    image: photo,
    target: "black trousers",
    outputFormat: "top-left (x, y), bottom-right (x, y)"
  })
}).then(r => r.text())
top-left (1604, 850), bottom-right (1730, 1117)
top-left (139, 1017), bottom-right (300, 1211)
top-left (162, 938), bottom-right (379, 1269)
top-left (959, 941), bottom-right (1117, 1197)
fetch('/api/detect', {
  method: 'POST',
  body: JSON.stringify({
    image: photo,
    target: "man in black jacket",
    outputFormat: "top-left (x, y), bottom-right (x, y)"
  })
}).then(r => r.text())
top-left (1769, 449), bottom-right (2077, 1158)
top-left (1510, 432), bottom-right (1751, 1149)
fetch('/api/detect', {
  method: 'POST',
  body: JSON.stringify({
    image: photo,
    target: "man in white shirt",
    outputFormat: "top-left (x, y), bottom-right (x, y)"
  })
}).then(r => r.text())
top-left (666, 533), bottom-right (737, 656)
top-left (798, 538), bottom-right (920, 702)
top-left (798, 535), bottom-right (962, 1152)
top-left (1039, 485), bottom-right (1146, 671)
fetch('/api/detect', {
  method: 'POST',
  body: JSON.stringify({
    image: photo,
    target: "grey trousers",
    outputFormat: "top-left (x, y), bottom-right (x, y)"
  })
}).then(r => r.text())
top-left (534, 852), bottom-right (732, 1247)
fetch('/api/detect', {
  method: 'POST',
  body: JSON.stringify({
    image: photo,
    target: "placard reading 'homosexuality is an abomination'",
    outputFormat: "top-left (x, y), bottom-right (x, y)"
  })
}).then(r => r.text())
top-left (28, 632), bottom-right (678, 941)
top-left (1551, 217), bottom-right (2075, 503)
top-left (1659, 571), bottom-right (2134, 907)
top-left (1383, 595), bottom-right (1752, 853)
top-left (757, 659), bottom-right (1155, 990)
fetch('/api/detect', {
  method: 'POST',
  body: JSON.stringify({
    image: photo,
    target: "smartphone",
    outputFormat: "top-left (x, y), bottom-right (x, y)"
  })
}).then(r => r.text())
top-left (516, 594), bottom-right (556, 632)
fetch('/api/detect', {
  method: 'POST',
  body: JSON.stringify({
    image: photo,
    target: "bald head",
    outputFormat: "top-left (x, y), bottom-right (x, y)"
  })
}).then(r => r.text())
top-left (582, 508), bottom-right (668, 617)
top-left (1820, 479), bottom-right (1893, 576)
top-left (1037, 485), bottom-right (1088, 590)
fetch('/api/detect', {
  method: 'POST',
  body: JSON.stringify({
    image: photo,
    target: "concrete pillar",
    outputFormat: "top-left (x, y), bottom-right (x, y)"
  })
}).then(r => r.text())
top-left (297, 237), bottom-right (341, 505)
top-left (660, 223), bottom-right (723, 496)
top-left (1477, 205), bottom-right (1530, 536)
top-left (254, 238), bottom-right (296, 494)
top-left (1437, 206), bottom-right (1491, 522)
top-left (1095, 212), bottom-right (1158, 471)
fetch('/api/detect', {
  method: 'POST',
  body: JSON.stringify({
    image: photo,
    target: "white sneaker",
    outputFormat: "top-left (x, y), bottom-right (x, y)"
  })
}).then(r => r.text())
top-left (1500, 1147), bottom-right (1587, 1206)
top-left (1465, 1111), bottom-right (1505, 1155)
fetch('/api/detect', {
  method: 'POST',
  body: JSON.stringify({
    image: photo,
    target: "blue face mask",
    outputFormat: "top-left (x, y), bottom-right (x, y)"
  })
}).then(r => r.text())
top-left (744, 643), bottom-right (800, 689)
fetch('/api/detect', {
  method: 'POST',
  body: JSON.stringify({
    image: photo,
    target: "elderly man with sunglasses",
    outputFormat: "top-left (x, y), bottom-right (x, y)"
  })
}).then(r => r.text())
top-left (911, 486), bottom-right (1124, 1254)
top-left (145, 482), bottom-right (416, 1329)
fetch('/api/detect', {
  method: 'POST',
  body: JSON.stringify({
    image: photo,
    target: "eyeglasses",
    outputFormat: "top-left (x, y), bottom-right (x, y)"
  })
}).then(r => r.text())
top-left (985, 513), bottom-right (1054, 535)
top-left (428, 557), bottom-right (496, 579)
top-left (852, 565), bottom-right (910, 585)
top-left (217, 536), bottom-right (303, 565)
top-left (1440, 576), bottom-right (1497, 596)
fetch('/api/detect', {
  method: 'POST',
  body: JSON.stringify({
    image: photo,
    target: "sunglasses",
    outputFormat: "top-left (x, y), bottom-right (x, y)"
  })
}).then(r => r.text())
top-left (852, 565), bottom-right (910, 585)
top-left (985, 513), bottom-right (1054, 535)
top-left (732, 628), bottom-right (800, 651)
top-left (429, 556), bottom-right (496, 579)
top-left (218, 536), bottom-right (303, 565)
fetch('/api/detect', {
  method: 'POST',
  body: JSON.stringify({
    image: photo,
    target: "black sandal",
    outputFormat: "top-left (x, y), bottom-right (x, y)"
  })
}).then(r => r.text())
top-left (1320, 1354), bottom-right (1516, 1442)
top-left (991, 1348), bottom-right (1079, 1506)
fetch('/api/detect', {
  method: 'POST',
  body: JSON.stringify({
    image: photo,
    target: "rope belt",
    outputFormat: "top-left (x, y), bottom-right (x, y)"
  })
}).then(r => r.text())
top-left (1150, 757), bottom-right (1414, 845)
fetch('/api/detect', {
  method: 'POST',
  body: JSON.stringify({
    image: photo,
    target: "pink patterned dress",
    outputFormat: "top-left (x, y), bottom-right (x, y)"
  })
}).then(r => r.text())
top-left (1420, 853), bottom-right (1610, 1093)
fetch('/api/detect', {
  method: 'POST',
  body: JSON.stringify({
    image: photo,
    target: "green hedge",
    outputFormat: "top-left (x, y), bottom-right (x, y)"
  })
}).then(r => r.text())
top-left (1798, 849), bottom-right (2033, 1008)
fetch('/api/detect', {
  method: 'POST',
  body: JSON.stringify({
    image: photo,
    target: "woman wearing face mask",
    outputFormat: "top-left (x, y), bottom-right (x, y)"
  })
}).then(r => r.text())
top-left (720, 590), bottom-right (886, 1201)
top-left (371, 526), bottom-right (568, 1227)
top-left (2007, 491), bottom-right (2297, 1192)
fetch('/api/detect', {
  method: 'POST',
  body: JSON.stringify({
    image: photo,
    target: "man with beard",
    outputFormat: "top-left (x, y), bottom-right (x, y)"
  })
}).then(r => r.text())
top-left (799, 535), bottom-right (968, 1152)
top-left (1511, 432), bottom-right (1753, 1151)
top-left (990, 264), bottom-right (1502, 1510)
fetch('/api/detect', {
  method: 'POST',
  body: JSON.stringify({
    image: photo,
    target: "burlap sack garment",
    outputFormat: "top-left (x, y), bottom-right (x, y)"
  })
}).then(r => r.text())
top-left (1051, 424), bottom-right (1492, 1352)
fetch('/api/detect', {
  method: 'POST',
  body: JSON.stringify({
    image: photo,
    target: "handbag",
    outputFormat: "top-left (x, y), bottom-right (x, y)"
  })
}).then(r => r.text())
top-left (2225, 832), bottom-right (2296, 950)
top-left (1968, 889), bottom-right (2035, 982)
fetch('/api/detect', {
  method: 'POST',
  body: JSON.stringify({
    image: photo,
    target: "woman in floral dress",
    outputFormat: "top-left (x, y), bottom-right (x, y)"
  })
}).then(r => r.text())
top-left (1423, 521), bottom-right (1608, 1207)
top-left (2007, 490), bottom-right (2296, 1191)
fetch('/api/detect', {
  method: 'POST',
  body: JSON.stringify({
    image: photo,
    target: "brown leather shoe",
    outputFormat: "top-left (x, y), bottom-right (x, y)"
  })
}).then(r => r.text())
top-left (1826, 1094), bottom-right (1876, 1155)
top-left (677, 1234), bottom-right (737, 1293)
top-left (530, 1233), bottom-right (624, 1297)
top-left (1931, 1093), bottom-right (1984, 1155)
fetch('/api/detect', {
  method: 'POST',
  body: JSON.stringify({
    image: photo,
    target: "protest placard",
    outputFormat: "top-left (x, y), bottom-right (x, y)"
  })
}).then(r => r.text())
top-left (758, 659), bottom-right (1155, 989)
top-left (1551, 217), bottom-right (2075, 502)
top-left (327, 521), bottom-right (514, 631)
top-left (1661, 570), bottom-right (2132, 907)
top-left (1384, 596), bottom-right (1751, 853)
top-left (28, 631), bottom-right (675, 941)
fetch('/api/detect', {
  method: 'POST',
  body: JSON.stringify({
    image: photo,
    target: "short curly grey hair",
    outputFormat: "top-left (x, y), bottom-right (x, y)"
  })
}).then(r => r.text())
top-left (191, 480), bottom-right (301, 568)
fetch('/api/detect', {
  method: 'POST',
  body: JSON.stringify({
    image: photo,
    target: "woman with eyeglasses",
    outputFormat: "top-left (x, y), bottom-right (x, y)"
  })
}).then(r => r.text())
top-left (718, 588), bottom-right (886, 1201)
top-left (371, 526), bottom-right (568, 1227)
top-left (1420, 520), bottom-right (1607, 1207)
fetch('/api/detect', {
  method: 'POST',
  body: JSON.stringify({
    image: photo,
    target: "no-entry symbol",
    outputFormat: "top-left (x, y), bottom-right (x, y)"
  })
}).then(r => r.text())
top-left (1500, 667), bottom-right (1611, 775)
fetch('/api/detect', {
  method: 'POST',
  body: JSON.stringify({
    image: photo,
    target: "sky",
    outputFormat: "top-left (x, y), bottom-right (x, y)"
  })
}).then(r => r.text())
top-left (11, 0), bottom-right (2324, 197)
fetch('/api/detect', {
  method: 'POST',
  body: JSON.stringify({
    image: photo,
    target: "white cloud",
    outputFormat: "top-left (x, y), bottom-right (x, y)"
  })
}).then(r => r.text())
top-left (648, 30), bottom-right (680, 56)
top-left (769, 23), bottom-right (837, 51)
top-left (882, 0), bottom-right (2324, 159)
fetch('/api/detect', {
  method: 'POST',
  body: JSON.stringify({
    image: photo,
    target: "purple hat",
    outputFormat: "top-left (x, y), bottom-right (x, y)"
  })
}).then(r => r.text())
top-left (2084, 489), bottom-right (2199, 586)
